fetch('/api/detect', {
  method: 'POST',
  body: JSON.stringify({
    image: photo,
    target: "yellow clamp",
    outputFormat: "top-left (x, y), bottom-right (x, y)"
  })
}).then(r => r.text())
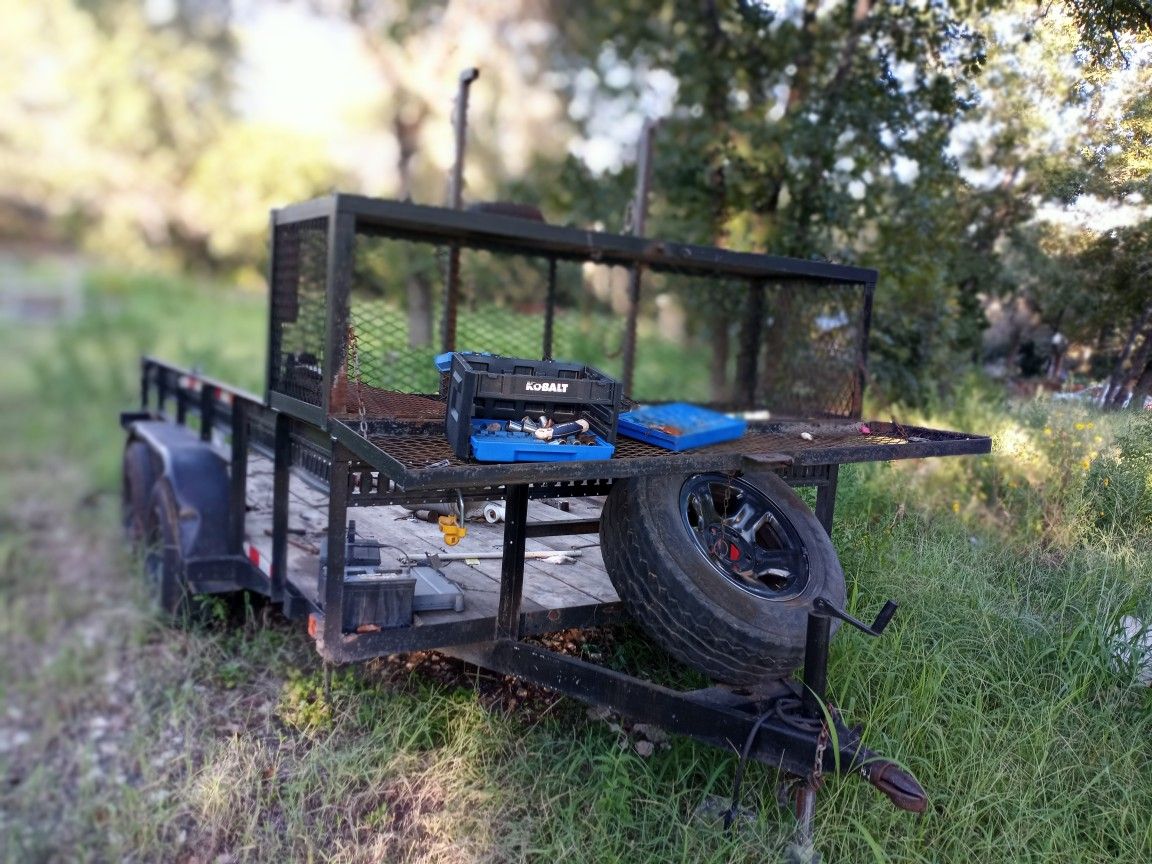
top-left (437, 515), bottom-right (467, 546)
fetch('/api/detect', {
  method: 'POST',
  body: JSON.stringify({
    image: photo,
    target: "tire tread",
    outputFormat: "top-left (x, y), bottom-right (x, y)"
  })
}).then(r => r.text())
top-left (600, 473), bottom-right (845, 685)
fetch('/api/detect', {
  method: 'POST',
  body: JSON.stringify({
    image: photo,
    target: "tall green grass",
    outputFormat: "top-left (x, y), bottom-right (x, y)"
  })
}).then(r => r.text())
top-left (3, 273), bottom-right (1152, 862)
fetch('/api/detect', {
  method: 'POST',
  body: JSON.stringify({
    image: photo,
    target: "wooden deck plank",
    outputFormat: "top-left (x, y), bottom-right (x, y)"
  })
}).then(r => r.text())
top-left (244, 456), bottom-right (628, 618)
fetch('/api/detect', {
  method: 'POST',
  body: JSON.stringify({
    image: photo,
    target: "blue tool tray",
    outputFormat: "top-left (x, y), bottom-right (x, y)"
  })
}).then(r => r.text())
top-left (469, 419), bottom-right (615, 463)
top-left (616, 403), bottom-right (747, 451)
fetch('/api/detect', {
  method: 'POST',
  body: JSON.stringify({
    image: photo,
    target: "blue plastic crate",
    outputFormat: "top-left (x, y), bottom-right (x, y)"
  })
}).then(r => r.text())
top-left (469, 419), bottom-right (615, 463)
top-left (616, 403), bottom-right (747, 451)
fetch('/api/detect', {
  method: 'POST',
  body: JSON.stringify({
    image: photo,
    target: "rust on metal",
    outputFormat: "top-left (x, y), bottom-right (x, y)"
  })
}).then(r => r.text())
top-left (330, 385), bottom-right (445, 423)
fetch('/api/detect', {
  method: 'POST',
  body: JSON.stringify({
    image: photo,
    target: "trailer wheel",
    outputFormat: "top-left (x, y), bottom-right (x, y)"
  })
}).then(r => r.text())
top-left (143, 479), bottom-right (192, 617)
top-left (600, 471), bottom-right (844, 685)
top-left (121, 440), bottom-right (158, 544)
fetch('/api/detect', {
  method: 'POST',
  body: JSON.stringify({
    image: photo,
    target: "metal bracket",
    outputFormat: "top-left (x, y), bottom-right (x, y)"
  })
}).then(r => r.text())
top-left (741, 452), bottom-right (794, 472)
top-left (811, 596), bottom-right (897, 638)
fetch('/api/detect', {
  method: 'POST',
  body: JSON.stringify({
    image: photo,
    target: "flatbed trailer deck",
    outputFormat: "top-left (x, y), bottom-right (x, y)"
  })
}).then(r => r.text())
top-left (127, 355), bottom-right (988, 656)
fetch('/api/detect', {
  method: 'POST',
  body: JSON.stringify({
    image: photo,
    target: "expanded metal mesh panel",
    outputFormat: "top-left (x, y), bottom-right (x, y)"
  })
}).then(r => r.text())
top-left (332, 386), bottom-right (445, 423)
top-left (456, 249), bottom-right (551, 355)
top-left (754, 282), bottom-right (867, 419)
top-left (548, 259), bottom-right (630, 383)
top-left (626, 273), bottom-right (868, 418)
top-left (365, 422), bottom-right (931, 474)
top-left (268, 218), bottom-right (329, 405)
top-left (345, 236), bottom-right (445, 396)
top-left (341, 234), bottom-right (630, 401)
top-left (624, 272), bottom-right (743, 404)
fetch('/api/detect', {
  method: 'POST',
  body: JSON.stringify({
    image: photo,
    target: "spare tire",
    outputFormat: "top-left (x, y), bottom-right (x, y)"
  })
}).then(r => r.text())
top-left (600, 471), bottom-right (844, 685)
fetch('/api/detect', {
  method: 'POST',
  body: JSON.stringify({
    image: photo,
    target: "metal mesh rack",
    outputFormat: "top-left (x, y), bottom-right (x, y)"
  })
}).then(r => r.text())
top-left (362, 422), bottom-right (984, 469)
top-left (325, 418), bottom-right (989, 492)
top-left (265, 195), bottom-right (875, 429)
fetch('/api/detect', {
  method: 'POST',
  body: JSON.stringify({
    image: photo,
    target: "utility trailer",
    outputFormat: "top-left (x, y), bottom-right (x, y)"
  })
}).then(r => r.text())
top-left (120, 191), bottom-right (990, 854)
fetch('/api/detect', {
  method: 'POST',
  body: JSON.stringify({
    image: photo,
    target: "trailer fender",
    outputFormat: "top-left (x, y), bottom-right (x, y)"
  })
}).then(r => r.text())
top-left (125, 420), bottom-right (232, 561)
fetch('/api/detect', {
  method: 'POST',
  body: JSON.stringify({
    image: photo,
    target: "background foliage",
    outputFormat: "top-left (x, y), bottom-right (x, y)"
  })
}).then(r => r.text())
top-left (2, 0), bottom-right (1149, 404)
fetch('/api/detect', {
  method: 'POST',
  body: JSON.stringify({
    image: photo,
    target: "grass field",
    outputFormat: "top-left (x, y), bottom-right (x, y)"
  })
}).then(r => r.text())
top-left (2, 271), bottom-right (1151, 863)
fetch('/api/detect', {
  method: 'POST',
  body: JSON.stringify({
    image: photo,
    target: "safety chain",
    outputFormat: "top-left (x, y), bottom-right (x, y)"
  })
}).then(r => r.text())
top-left (811, 718), bottom-right (829, 785)
top-left (347, 324), bottom-right (368, 438)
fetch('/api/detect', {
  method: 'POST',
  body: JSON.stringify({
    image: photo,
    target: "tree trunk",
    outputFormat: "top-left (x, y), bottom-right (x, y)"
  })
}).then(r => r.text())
top-left (1129, 356), bottom-right (1152, 412)
top-left (708, 318), bottom-right (730, 401)
top-left (1121, 321), bottom-right (1152, 410)
top-left (701, 0), bottom-right (732, 401)
top-left (394, 99), bottom-right (435, 348)
top-left (1105, 302), bottom-right (1152, 408)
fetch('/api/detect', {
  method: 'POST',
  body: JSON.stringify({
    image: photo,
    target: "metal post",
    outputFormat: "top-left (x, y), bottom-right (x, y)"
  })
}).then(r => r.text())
top-left (323, 446), bottom-right (350, 646)
top-left (800, 616), bottom-right (832, 718)
top-left (792, 784), bottom-right (819, 860)
top-left (227, 400), bottom-right (250, 554)
top-left (270, 412), bottom-right (291, 602)
top-left (855, 283), bottom-right (875, 418)
top-left (264, 210), bottom-right (279, 403)
top-left (801, 465), bottom-right (839, 718)
top-left (442, 68), bottom-right (479, 354)
top-left (140, 361), bottom-right (151, 410)
top-left (814, 465), bottom-right (838, 536)
top-left (621, 118), bottom-right (658, 395)
top-left (448, 68), bottom-right (479, 211)
top-left (797, 458), bottom-right (833, 858)
top-left (322, 208), bottom-right (356, 418)
top-left (736, 282), bottom-right (766, 407)
top-left (200, 386), bottom-right (215, 443)
top-left (496, 484), bottom-right (530, 640)
top-left (542, 257), bottom-right (558, 360)
top-left (175, 387), bottom-right (187, 425)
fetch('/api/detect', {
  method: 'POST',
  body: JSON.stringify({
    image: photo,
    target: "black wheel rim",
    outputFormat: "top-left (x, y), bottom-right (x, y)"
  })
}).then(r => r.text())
top-left (679, 474), bottom-right (810, 601)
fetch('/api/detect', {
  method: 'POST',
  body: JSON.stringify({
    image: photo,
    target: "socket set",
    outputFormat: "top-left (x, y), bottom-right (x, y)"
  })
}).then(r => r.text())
top-left (468, 416), bottom-right (615, 463)
top-left (616, 402), bottom-right (747, 451)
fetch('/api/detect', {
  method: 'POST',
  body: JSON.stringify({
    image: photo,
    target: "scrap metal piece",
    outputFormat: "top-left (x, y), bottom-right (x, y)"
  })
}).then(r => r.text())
top-left (408, 564), bottom-right (466, 613)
